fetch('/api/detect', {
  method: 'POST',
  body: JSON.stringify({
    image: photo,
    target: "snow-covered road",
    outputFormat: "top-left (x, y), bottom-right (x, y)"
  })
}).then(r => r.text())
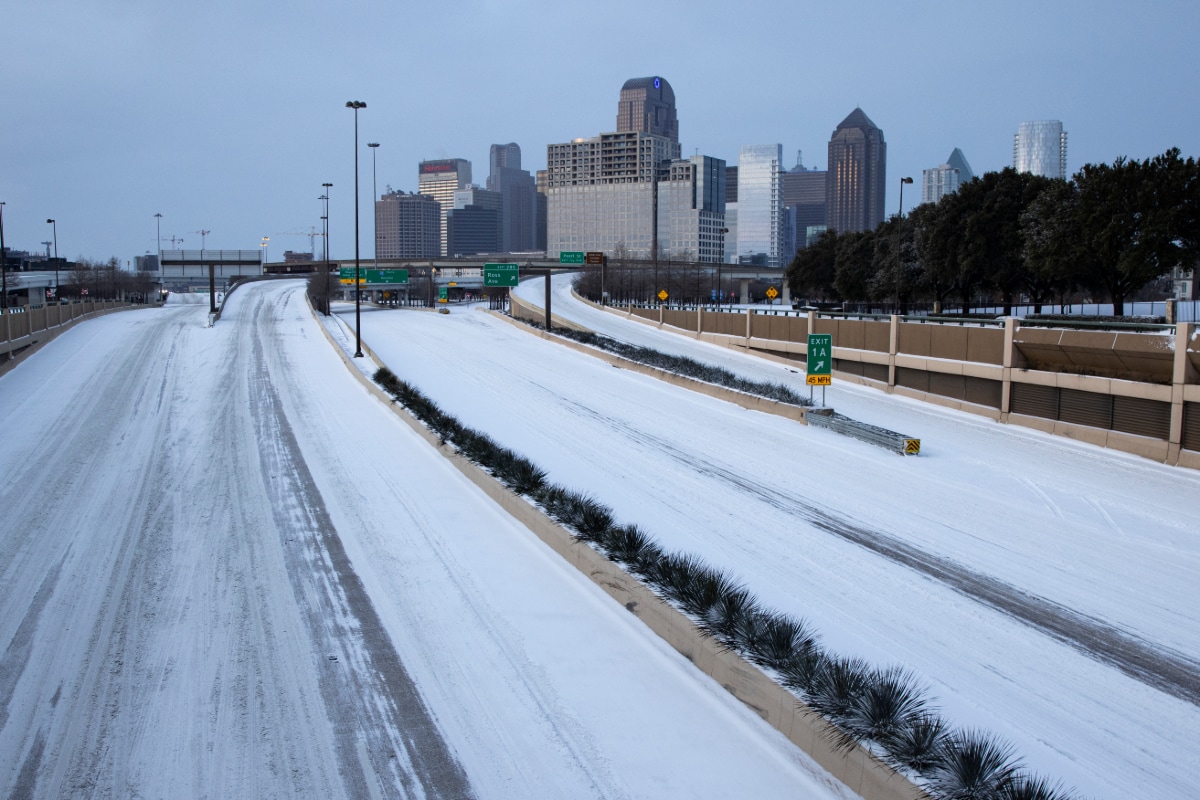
top-left (0, 282), bottom-right (854, 799)
top-left (332, 274), bottom-right (1200, 799)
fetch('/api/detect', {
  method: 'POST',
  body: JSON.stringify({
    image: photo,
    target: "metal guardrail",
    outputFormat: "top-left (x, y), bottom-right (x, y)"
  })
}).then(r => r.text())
top-left (806, 409), bottom-right (921, 456)
top-left (1015, 318), bottom-right (1174, 333)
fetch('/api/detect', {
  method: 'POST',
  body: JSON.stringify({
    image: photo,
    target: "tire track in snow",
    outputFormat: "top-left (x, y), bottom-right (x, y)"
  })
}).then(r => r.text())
top-left (563, 397), bottom-right (1200, 707)
top-left (247, 293), bottom-right (476, 800)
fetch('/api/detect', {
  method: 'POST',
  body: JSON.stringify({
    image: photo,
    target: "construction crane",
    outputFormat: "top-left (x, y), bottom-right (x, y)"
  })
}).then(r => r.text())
top-left (167, 235), bottom-right (184, 249)
top-left (273, 227), bottom-right (322, 258)
top-left (193, 229), bottom-right (211, 249)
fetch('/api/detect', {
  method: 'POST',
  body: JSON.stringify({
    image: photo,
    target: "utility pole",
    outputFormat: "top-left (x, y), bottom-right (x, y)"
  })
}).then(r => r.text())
top-left (322, 183), bottom-right (332, 316)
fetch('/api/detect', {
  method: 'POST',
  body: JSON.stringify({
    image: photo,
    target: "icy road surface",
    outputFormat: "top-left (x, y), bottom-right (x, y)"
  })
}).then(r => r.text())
top-left (330, 274), bottom-right (1200, 799)
top-left (0, 282), bottom-right (854, 799)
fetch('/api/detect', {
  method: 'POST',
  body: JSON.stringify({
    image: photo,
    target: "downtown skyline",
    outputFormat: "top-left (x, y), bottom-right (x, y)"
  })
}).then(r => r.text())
top-left (3, 0), bottom-right (1197, 262)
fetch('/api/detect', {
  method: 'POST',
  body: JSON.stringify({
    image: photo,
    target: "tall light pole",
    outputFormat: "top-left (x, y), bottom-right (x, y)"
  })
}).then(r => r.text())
top-left (154, 212), bottom-right (162, 267)
top-left (717, 227), bottom-right (728, 308)
top-left (46, 218), bottom-right (58, 301)
top-left (368, 142), bottom-right (379, 279)
top-left (346, 100), bottom-right (367, 358)
top-left (896, 176), bottom-right (913, 314)
top-left (321, 183), bottom-right (332, 316)
top-left (261, 236), bottom-right (269, 267)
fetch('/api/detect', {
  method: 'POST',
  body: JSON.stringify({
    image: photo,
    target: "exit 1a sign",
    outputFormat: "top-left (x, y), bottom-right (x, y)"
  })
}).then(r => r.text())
top-left (806, 333), bottom-right (832, 385)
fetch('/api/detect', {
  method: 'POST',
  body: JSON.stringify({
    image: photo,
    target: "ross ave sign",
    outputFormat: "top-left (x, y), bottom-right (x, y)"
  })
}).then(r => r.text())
top-left (483, 263), bottom-right (519, 287)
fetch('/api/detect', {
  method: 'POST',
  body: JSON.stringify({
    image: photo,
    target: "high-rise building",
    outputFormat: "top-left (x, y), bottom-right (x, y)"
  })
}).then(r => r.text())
top-left (535, 169), bottom-right (548, 251)
top-left (417, 158), bottom-right (472, 256)
top-left (448, 186), bottom-right (502, 255)
top-left (376, 190), bottom-right (440, 258)
top-left (826, 108), bottom-right (887, 234)
top-left (447, 205), bottom-right (501, 256)
top-left (546, 77), bottom-right (723, 262)
top-left (487, 143), bottom-right (537, 252)
top-left (782, 154), bottom-right (827, 252)
top-left (922, 147), bottom-right (976, 204)
top-left (735, 144), bottom-right (784, 267)
top-left (616, 76), bottom-right (679, 143)
top-left (1014, 120), bottom-right (1067, 179)
top-left (658, 156), bottom-right (727, 263)
top-left (546, 131), bottom-right (676, 259)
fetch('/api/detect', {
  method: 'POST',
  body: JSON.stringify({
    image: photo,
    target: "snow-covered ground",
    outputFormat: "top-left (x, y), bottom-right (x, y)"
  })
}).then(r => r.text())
top-left (326, 274), bottom-right (1200, 799)
top-left (0, 282), bottom-right (856, 799)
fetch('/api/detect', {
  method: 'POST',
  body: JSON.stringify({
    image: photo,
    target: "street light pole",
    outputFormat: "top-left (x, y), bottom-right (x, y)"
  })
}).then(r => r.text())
top-left (46, 218), bottom-right (58, 301)
top-left (896, 176), bottom-right (913, 314)
top-left (718, 227), bottom-right (728, 309)
top-left (154, 212), bottom-right (162, 271)
top-left (321, 183), bottom-right (332, 316)
top-left (346, 100), bottom-right (367, 358)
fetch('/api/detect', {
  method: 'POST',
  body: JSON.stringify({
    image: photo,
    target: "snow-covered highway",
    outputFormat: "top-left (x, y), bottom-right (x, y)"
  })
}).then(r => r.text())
top-left (331, 273), bottom-right (1198, 799)
top-left (0, 282), bottom-right (854, 799)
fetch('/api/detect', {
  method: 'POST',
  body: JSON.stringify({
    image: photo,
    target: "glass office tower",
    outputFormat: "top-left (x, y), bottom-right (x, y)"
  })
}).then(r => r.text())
top-left (922, 147), bottom-right (976, 204)
top-left (1013, 121), bottom-right (1067, 179)
top-left (735, 144), bottom-right (784, 267)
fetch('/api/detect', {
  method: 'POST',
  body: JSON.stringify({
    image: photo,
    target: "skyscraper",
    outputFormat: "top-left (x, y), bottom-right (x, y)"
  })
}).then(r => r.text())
top-left (375, 191), bottom-right (440, 258)
top-left (735, 144), bottom-right (784, 266)
top-left (546, 77), bottom-right (723, 262)
top-left (616, 76), bottom-right (679, 143)
top-left (1013, 120), bottom-right (1067, 179)
top-left (782, 153), bottom-right (827, 251)
top-left (486, 143), bottom-right (536, 252)
top-left (447, 186), bottom-right (502, 255)
top-left (922, 147), bottom-right (976, 204)
top-left (826, 108), bottom-right (887, 234)
top-left (545, 131), bottom-right (676, 258)
top-left (417, 158), bottom-right (472, 256)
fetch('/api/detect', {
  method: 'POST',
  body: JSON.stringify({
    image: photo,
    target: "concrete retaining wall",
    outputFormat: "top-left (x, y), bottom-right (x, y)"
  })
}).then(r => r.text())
top-left (589, 297), bottom-right (1200, 469)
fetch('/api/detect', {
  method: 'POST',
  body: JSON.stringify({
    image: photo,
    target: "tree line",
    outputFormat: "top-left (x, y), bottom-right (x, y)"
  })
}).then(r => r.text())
top-left (787, 149), bottom-right (1200, 316)
top-left (63, 257), bottom-right (158, 302)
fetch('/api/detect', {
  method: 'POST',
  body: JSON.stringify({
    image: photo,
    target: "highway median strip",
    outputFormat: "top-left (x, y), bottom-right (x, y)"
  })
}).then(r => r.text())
top-left (370, 364), bottom-right (1080, 800)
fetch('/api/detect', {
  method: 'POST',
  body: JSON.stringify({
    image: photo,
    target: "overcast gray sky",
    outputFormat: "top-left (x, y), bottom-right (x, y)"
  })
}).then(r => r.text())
top-left (3, 0), bottom-right (1197, 263)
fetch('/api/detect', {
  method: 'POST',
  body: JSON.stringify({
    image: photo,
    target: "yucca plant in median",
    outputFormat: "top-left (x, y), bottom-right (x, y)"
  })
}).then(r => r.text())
top-left (883, 712), bottom-right (950, 774)
top-left (927, 730), bottom-right (1023, 800)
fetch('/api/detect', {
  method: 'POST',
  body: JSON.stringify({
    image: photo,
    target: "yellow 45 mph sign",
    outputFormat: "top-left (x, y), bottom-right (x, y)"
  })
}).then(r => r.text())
top-left (806, 333), bottom-right (832, 386)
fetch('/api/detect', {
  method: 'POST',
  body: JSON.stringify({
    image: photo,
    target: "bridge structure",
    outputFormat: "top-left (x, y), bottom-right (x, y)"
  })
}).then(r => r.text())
top-left (267, 256), bottom-right (791, 305)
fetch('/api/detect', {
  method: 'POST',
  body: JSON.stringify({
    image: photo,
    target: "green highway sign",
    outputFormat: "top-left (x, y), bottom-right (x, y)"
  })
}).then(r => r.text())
top-left (559, 251), bottom-right (585, 264)
top-left (806, 333), bottom-right (833, 386)
top-left (364, 269), bottom-right (408, 284)
top-left (341, 267), bottom-right (408, 284)
top-left (483, 263), bottom-right (519, 287)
